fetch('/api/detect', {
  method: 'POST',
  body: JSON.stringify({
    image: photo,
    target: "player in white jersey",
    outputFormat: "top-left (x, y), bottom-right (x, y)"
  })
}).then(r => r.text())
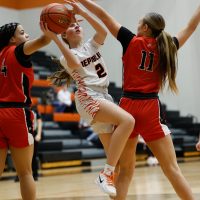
top-left (43, 1), bottom-right (135, 198)
top-left (61, 38), bottom-right (109, 88)
top-left (60, 38), bottom-right (113, 132)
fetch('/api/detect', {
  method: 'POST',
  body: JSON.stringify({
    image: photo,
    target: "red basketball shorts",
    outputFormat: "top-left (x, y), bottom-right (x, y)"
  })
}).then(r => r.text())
top-left (119, 98), bottom-right (170, 142)
top-left (0, 108), bottom-right (34, 148)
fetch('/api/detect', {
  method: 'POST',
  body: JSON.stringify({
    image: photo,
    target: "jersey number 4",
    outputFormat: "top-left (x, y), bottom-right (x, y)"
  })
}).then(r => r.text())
top-left (95, 63), bottom-right (107, 78)
top-left (138, 50), bottom-right (154, 72)
top-left (0, 66), bottom-right (7, 77)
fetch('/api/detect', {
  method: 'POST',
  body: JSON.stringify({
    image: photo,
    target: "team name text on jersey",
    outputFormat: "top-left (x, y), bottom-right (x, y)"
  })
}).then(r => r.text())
top-left (81, 52), bottom-right (101, 67)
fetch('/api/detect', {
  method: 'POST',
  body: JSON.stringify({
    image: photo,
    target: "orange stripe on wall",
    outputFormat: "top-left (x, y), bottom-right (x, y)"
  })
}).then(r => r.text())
top-left (0, 0), bottom-right (66, 10)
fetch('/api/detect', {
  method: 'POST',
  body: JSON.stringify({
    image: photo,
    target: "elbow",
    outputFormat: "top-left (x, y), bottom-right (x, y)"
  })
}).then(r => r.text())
top-left (104, 29), bottom-right (108, 36)
top-left (102, 29), bottom-right (108, 38)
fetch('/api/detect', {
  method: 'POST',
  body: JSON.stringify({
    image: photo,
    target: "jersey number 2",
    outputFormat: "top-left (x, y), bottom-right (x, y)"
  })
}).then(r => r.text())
top-left (95, 63), bottom-right (107, 78)
top-left (138, 50), bottom-right (154, 72)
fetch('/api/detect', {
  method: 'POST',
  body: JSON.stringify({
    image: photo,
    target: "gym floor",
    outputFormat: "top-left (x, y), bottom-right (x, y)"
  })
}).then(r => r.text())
top-left (0, 158), bottom-right (200, 200)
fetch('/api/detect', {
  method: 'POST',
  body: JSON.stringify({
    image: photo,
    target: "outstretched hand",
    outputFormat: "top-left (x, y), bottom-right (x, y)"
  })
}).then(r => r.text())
top-left (64, 0), bottom-right (85, 16)
top-left (40, 21), bottom-right (58, 41)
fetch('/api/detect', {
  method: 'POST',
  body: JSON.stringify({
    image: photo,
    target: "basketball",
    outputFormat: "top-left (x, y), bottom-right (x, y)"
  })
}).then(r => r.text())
top-left (40, 3), bottom-right (74, 34)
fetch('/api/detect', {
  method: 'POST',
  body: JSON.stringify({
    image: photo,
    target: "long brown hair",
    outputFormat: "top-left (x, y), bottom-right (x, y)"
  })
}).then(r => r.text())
top-left (48, 57), bottom-right (72, 87)
top-left (143, 12), bottom-right (178, 93)
top-left (48, 34), bottom-right (72, 87)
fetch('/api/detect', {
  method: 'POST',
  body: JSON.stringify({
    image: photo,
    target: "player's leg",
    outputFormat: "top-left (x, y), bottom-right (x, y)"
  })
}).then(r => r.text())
top-left (0, 112), bottom-right (9, 176)
top-left (94, 99), bottom-right (135, 168)
top-left (93, 99), bottom-right (135, 196)
top-left (10, 145), bottom-right (36, 200)
top-left (101, 137), bottom-right (137, 200)
top-left (32, 135), bottom-right (39, 180)
top-left (98, 133), bottom-right (112, 155)
top-left (114, 137), bottom-right (138, 200)
top-left (97, 132), bottom-right (118, 198)
top-left (147, 135), bottom-right (195, 200)
top-left (0, 148), bottom-right (7, 176)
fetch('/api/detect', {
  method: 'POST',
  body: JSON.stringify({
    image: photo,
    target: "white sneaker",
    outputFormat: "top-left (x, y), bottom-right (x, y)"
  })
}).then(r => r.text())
top-left (147, 156), bottom-right (158, 166)
top-left (95, 171), bottom-right (116, 197)
top-left (152, 157), bottom-right (159, 165)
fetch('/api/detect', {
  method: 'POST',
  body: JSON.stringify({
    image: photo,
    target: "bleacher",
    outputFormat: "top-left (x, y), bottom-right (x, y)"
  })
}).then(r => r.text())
top-left (163, 108), bottom-right (200, 157)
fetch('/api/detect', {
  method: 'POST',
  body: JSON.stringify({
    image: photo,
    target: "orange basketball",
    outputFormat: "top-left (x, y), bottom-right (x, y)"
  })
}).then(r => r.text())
top-left (40, 3), bottom-right (73, 34)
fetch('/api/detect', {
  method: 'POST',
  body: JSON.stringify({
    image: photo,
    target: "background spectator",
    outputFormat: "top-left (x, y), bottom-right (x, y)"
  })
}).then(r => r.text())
top-left (54, 84), bottom-right (76, 113)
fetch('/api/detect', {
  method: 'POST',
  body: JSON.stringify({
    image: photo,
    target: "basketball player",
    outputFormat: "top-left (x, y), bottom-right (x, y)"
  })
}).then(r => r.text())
top-left (41, 1), bottom-right (135, 197)
top-left (0, 22), bottom-right (51, 200)
top-left (76, 0), bottom-right (200, 199)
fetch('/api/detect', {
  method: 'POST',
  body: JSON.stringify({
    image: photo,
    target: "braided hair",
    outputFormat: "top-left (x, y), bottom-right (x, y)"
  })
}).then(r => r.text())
top-left (0, 22), bottom-right (19, 51)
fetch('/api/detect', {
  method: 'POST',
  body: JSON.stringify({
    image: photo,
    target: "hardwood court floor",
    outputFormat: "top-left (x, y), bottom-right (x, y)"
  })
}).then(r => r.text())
top-left (0, 158), bottom-right (200, 200)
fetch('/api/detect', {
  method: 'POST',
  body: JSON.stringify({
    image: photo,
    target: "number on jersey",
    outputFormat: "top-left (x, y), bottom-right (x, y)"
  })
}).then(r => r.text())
top-left (95, 63), bottom-right (107, 78)
top-left (1, 65), bottom-right (7, 77)
top-left (138, 50), bottom-right (154, 72)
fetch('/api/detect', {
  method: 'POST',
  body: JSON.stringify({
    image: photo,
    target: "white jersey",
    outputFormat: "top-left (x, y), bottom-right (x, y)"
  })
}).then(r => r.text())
top-left (60, 39), bottom-right (113, 134)
top-left (60, 38), bottom-right (109, 89)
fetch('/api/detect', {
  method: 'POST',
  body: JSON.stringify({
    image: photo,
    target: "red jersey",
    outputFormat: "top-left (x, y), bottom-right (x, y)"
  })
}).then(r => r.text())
top-left (0, 44), bottom-right (34, 107)
top-left (117, 27), bottom-right (179, 142)
top-left (117, 27), bottom-right (160, 93)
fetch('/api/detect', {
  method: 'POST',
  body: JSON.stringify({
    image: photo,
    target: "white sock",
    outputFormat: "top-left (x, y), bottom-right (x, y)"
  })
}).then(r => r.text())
top-left (103, 164), bottom-right (115, 176)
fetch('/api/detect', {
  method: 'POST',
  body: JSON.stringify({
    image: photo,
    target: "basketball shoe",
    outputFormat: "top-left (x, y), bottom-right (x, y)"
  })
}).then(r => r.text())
top-left (95, 170), bottom-right (116, 197)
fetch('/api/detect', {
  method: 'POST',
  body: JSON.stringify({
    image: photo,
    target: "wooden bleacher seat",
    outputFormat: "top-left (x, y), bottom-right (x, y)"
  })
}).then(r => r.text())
top-left (37, 104), bottom-right (54, 114)
top-left (31, 97), bottom-right (39, 106)
top-left (33, 79), bottom-right (51, 87)
top-left (53, 113), bottom-right (80, 122)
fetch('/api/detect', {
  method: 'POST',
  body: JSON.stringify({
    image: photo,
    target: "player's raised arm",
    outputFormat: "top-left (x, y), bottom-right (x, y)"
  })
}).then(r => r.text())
top-left (65, 0), bottom-right (107, 45)
top-left (176, 5), bottom-right (200, 48)
top-left (78, 0), bottom-right (121, 38)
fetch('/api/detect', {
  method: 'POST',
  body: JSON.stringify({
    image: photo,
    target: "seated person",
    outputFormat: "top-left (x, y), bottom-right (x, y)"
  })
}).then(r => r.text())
top-left (54, 84), bottom-right (76, 112)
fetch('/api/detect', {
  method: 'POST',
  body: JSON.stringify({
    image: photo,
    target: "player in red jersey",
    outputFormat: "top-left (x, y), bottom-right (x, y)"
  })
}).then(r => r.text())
top-left (77, 1), bottom-right (200, 200)
top-left (0, 22), bottom-right (51, 200)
